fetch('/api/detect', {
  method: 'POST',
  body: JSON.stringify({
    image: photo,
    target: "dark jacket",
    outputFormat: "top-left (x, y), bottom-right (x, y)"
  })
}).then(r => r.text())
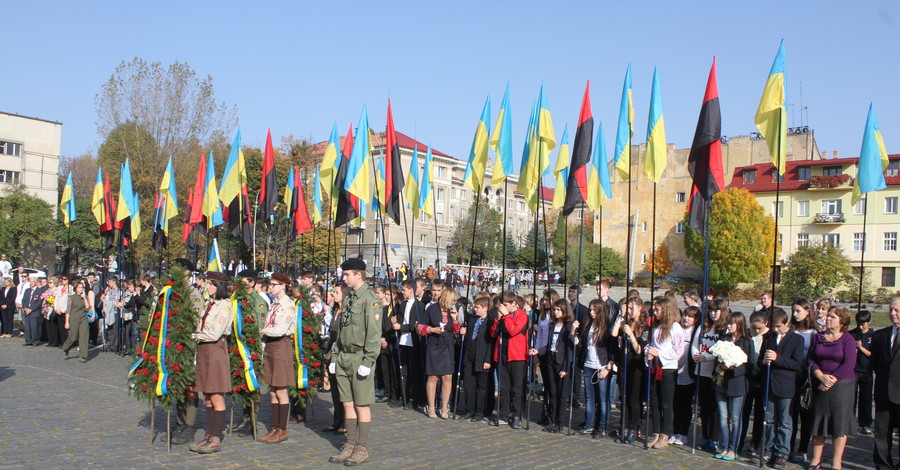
top-left (397, 299), bottom-right (426, 348)
top-left (713, 336), bottom-right (752, 397)
top-left (757, 330), bottom-right (805, 399)
top-left (421, 303), bottom-right (460, 347)
top-left (381, 304), bottom-right (398, 354)
top-left (25, 285), bottom-right (47, 313)
top-left (537, 322), bottom-right (574, 372)
top-left (464, 314), bottom-right (493, 371)
top-left (0, 286), bottom-right (16, 312)
top-left (871, 326), bottom-right (900, 405)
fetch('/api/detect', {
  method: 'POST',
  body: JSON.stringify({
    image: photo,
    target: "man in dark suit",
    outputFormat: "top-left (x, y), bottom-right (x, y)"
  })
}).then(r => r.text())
top-left (759, 307), bottom-right (805, 469)
top-left (22, 276), bottom-right (48, 346)
top-left (393, 279), bottom-right (426, 409)
top-left (458, 296), bottom-right (494, 421)
top-left (871, 297), bottom-right (900, 470)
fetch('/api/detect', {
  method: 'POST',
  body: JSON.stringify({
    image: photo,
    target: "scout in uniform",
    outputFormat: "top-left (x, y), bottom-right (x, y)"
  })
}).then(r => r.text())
top-left (328, 259), bottom-right (382, 466)
top-left (258, 272), bottom-right (296, 444)
top-left (189, 271), bottom-right (234, 454)
top-left (231, 269), bottom-right (269, 436)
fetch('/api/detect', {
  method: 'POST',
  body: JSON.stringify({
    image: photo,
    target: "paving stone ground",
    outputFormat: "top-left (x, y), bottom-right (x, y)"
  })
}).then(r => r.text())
top-left (0, 329), bottom-right (878, 469)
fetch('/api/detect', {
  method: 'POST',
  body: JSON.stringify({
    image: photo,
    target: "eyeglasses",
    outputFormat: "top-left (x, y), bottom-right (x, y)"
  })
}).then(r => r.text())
top-left (270, 282), bottom-right (283, 286)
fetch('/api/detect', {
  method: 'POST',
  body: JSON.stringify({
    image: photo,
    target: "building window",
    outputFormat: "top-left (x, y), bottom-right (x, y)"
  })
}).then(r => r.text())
top-left (508, 217), bottom-right (512, 226)
top-left (460, 189), bottom-right (467, 201)
top-left (451, 188), bottom-right (457, 200)
top-left (885, 232), bottom-right (898, 252)
top-left (0, 170), bottom-right (21, 184)
top-left (675, 192), bottom-right (686, 203)
top-left (798, 200), bottom-right (810, 217)
top-left (436, 236), bottom-right (442, 247)
top-left (437, 212), bottom-right (443, 224)
top-left (508, 199), bottom-right (514, 208)
top-left (437, 188), bottom-right (444, 201)
top-left (883, 267), bottom-right (897, 287)
top-left (517, 219), bottom-right (523, 230)
top-left (642, 221), bottom-right (648, 232)
top-left (773, 173), bottom-right (785, 183)
top-left (420, 234), bottom-right (427, 246)
top-left (797, 233), bottom-right (809, 247)
top-left (743, 169), bottom-right (757, 184)
top-left (853, 233), bottom-right (866, 252)
top-left (772, 201), bottom-right (784, 218)
top-left (854, 199), bottom-right (867, 215)
top-left (798, 167), bottom-right (811, 181)
top-left (888, 160), bottom-right (900, 177)
top-left (640, 253), bottom-right (647, 265)
top-left (886, 197), bottom-right (898, 215)
top-left (823, 233), bottom-right (840, 247)
top-left (436, 166), bottom-right (446, 178)
top-left (0, 141), bottom-right (22, 157)
top-left (823, 166), bottom-right (843, 177)
top-left (675, 221), bottom-right (684, 234)
top-left (822, 199), bottom-right (842, 215)
top-left (460, 208), bottom-right (467, 219)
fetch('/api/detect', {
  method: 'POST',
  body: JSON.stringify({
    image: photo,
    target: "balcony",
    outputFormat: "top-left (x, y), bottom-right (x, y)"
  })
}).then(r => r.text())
top-left (814, 212), bottom-right (845, 224)
top-left (808, 174), bottom-right (852, 190)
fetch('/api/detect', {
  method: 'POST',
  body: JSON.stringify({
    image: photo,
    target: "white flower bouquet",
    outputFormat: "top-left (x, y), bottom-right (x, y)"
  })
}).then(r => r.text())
top-left (709, 340), bottom-right (747, 385)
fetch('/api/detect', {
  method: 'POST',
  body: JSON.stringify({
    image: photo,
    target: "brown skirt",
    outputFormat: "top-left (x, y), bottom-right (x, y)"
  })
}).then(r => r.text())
top-left (196, 337), bottom-right (230, 394)
top-left (264, 337), bottom-right (296, 388)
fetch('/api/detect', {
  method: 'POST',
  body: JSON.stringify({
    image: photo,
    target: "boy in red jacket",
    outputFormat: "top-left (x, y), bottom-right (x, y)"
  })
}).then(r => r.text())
top-left (491, 291), bottom-right (529, 429)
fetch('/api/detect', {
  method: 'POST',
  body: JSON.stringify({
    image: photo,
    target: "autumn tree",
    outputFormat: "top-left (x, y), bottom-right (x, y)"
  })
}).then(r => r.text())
top-left (684, 187), bottom-right (777, 290)
top-left (651, 243), bottom-right (674, 279)
top-left (781, 242), bottom-right (855, 300)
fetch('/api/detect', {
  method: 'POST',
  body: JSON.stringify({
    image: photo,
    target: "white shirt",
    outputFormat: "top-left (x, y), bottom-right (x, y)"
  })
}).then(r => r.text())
top-left (0, 260), bottom-right (12, 278)
top-left (15, 281), bottom-right (30, 306)
top-left (400, 300), bottom-right (414, 347)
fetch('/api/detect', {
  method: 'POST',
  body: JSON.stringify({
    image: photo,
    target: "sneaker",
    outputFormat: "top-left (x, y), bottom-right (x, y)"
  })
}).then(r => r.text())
top-left (329, 444), bottom-right (356, 464)
top-left (189, 434), bottom-right (212, 452)
top-left (580, 428), bottom-right (595, 435)
top-left (497, 418), bottom-right (508, 426)
top-left (197, 435), bottom-right (222, 454)
top-left (858, 426), bottom-right (872, 435)
top-left (673, 434), bottom-right (685, 445)
top-left (667, 435), bottom-right (677, 444)
top-left (767, 455), bottom-right (787, 469)
top-left (592, 430), bottom-right (608, 439)
top-left (788, 454), bottom-right (807, 464)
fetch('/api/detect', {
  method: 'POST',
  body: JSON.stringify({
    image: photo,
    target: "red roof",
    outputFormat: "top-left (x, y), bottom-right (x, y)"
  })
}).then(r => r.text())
top-left (729, 154), bottom-right (900, 192)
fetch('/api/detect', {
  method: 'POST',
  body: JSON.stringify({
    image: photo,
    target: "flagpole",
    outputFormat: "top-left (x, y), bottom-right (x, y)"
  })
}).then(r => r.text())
top-left (769, 164), bottom-right (782, 309)
top-left (625, 145), bottom-right (633, 293)
top-left (464, 190), bottom-right (483, 304)
top-left (563, 221), bottom-right (569, 285)
top-left (649, 183), bottom-right (658, 300)
top-left (431, 189), bottom-right (440, 272)
top-left (252, 193), bottom-right (259, 270)
top-left (500, 177), bottom-right (509, 294)
top-left (857, 194), bottom-right (869, 314)
top-left (691, 197), bottom-right (712, 454)
top-left (598, 206), bottom-right (603, 281)
top-left (566, 202), bottom-right (586, 435)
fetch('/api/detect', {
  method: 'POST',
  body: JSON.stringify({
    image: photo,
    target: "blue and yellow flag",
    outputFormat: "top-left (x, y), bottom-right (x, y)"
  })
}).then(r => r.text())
top-left (517, 100), bottom-right (538, 209)
top-left (419, 144), bottom-right (434, 218)
top-left (490, 84), bottom-right (513, 185)
top-left (203, 151), bottom-right (224, 229)
top-left (91, 167), bottom-right (104, 225)
top-left (321, 123), bottom-right (341, 215)
top-left (551, 124), bottom-right (569, 210)
top-left (405, 147), bottom-right (421, 219)
top-left (159, 156), bottom-right (178, 222)
top-left (587, 122), bottom-right (613, 210)
top-left (284, 166), bottom-right (295, 219)
top-left (345, 106), bottom-right (372, 204)
top-left (60, 171), bottom-right (76, 227)
top-left (644, 66), bottom-right (668, 184)
top-left (116, 159), bottom-right (135, 222)
top-left (852, 103), bottom-right (889, 205)
top-left (464, 95), bottom-right (491, 194)
top-left (614, 62), bottom-right (634, 180)
top-left (208, 238), bottom-right (222, 272)
top-left (521, 84), bottom-right (556, 212)
top-left (755, 40), bottom-right (787, 176)
top-left (219, 129), bottom-right (247, 207)
top-left (313, 164), bottom-right (323, 225)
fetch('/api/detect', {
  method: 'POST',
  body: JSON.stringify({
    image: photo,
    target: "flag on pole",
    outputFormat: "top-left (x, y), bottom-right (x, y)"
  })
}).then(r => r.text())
top-left (551, 124), bottom-right (569, 211)
top-left (284, 166), bottom-right (295, 219)
top-left (490, 83), bottom-right (513, 185)
top-left (852, 103), bottom-right (889, 205)
top-left (160, 156), bottom-right (178, 223)
top-left (384, 100), bottom-right (405, 224)
top-left (755, 40), bottom-right (787, 176)
top-left (644, 66), bottom-right (668, 184)
top-left (208, 238), bottom-right (222, 272)
top-left (517, 100), bottom-right (538, 209)
top-left (614, 62), bottom-right (634, 180)
top-left (419, 144), bottom-right (434, 218)
top-left (320, 122), bottom-right (340, 209)
top-left (219, 129), bottom-right (252, 246)
top-left (520, 85), bottom-right (556, 213)
top-left (464, 95), bottom-right (491, 194)
top-left (405, 146), bottom-right (421, 219)
top-left (152, 192), bottom-right (167, 252)
top-left (91, 167), bottom-right (104, 225)
top-left (345, 106), bottom-right (372, 204)
top-left (131, 192), bottom-right (142, 243)
top-left (188, 153), bottom-right (207, 234)
top-left (688, 57), bottom-right (725, 235)
top-left (100, 173), bottom-right (116, 247)
top-left (313, 164), bottom-right (323, 225)
top-left (587, 122), bottom-right (613, 210)
top-left (60, 171), bottom-right (76, 227)
top-left (202, 151), bottom-right (224, 229)
top-left (116, 158), bottom-right (141, 241)
top-left (182, 186), bottom-right (197, 250)
top-left (373, 153), bottom-right (386, 215)
top-left (564, 81), bottom-right (593, 215)
top-left (290, 165), bottom-right (313, 238)
top-left (259, 128), bottom-right (278, 224)
top-left (334, 123), bottom-right (358, 228)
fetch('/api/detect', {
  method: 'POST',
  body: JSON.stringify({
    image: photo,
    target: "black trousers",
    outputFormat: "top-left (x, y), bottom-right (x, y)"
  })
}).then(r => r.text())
top-left (544, 362), bottom-right (570, 426)
top-left (673, 382), bottom-right (695, 436)
top-left (874, 399), bottom-right (900, 470)
top-left (650, 370), bottom-right (676, 435)
top-left (620, 366), bottom-right (644, 430)
top-left (0, 307), bottom-right (12, 335)
top-left (378, 348), bottom-right (402, 401)
top-left (857, 372), bottom-right (874, 428)
top-left (329, 371), bottom-right (344, 428)
top-left (699, 377), bottom-right (722, 442)
top-left (47, 313), bottom-right (67, 347)
top-left (499, 360), bottom-right (526, 420)
top-left (400, 345), bottom-right (425, 407)
top-left (462, 360), bottom-right (489, 417)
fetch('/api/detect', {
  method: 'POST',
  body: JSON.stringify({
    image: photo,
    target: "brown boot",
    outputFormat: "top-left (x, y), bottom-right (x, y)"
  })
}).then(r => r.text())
top-left (328, 443), bottom-right (356, 463)
top-left (343, 445), bottom-right (369, 466)
top-left (652, 434), bottom-right (669, 449)
top-left (258, 428), bottom-right (278, 443)
top-left (267, 429), bottom-right (287, 444)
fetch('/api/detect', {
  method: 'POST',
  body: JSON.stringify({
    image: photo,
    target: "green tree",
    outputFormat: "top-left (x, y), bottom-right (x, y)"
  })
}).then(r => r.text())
top-left (515, 246), bottom-right (547, 271)
top-left (448, 197), bottom-right (503, 266)
top-left (564, 244), bottom-right (626, 284)
top-left (781, 242), bottom-right (855, 300)
top-left (684, 187), bottom-right (777, 291)
top-left (0, 184), bottom-right (54, 263)
top-left (56, 200), bottom-right (106, 271)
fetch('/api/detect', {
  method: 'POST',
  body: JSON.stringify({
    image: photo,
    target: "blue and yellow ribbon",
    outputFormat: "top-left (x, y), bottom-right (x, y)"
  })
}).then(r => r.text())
top-left (293, 300), bottom-right (308, 389)
top-left (128, 302), bottom-right (158, 377)
top-left (232, 296), bottom-right (259, 392)
top-left (155, 286), bottom-right (172, 396)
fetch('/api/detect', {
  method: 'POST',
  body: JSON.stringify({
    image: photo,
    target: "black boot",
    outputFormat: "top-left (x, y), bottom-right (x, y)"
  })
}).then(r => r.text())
top-left (161, 424), bottom-right (183, 443)
top-left (171, 425), bottom-right (196, 445)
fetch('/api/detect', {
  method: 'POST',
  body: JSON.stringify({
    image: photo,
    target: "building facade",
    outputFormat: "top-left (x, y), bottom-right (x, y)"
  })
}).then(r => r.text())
top-left (0, 111), bottom-right (62, 208)
top-left (730, 154), bottom-right (900, 289)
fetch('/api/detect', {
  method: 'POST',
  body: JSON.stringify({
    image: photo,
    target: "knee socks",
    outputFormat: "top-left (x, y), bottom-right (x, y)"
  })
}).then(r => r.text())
top-left (279, 404), bottom-right (290, 431)
top-left (206, 407), bottom-right (225, 438)
top-left (357, 421), bottom-right (371, 448)
top-left (344, 418), bottom-right (358, 446)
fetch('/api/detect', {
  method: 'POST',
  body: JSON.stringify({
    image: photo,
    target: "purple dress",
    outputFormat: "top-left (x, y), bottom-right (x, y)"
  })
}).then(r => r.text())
top-left (807, 332), bottom-right (858, 437)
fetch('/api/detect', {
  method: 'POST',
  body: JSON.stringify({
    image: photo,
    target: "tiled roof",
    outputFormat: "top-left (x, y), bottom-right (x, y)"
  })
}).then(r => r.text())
top-left (729, 155), bottom-right (900, 192)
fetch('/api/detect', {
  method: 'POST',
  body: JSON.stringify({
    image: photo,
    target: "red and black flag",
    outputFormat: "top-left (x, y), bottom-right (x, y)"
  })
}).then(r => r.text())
top-left (182, 186), bottom-right (198, 251)
top-left (687, 57), bottom-right (725, 235)
top-left (151, 192), bottom-right (167, 252)
top-left (188, 153), bottom-right (208, 235)
top-left (334, 123), bottom-right (358, 228)
top-left (384, 100), bottom-right (405, 224)
top-left (259, 128), bottom-right (278, 225)
top-left (289, 165), bottom-right (313, 239)
top-left (100, 173), bottom-right (117, 248)
top-left (563, 81), bottom-right (593, 216)
top-left (227, 187), bottom-right (253, 247)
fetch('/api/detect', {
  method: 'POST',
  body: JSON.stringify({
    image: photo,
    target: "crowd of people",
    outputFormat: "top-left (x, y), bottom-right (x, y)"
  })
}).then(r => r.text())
top-left (7, 250), bottom-right (900, 469)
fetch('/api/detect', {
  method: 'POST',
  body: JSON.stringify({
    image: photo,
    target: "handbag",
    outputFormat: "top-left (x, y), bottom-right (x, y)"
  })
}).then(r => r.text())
top-left (799, 364), bottom-right (814, 411)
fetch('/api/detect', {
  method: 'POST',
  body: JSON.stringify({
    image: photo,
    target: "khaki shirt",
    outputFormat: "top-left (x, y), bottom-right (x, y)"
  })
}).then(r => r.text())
top-left (260, 295), bottom-right (296, 338)
top-left (336, 283), bottom-right (383, 369)
top-left (248, 290), bottom-right (269, 325)
top-left (195, 299), bottom-right (233, 342)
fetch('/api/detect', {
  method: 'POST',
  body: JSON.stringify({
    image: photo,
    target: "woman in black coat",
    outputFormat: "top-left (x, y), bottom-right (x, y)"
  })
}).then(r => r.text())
top-left (0, 277), bottom-right (16, 337)
top-left (420, 290), bottom-right (461, 418)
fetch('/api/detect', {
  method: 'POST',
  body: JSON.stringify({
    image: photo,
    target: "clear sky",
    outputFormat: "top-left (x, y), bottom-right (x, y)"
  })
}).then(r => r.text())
top-left (3, 1), bottom-right (899, 169)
